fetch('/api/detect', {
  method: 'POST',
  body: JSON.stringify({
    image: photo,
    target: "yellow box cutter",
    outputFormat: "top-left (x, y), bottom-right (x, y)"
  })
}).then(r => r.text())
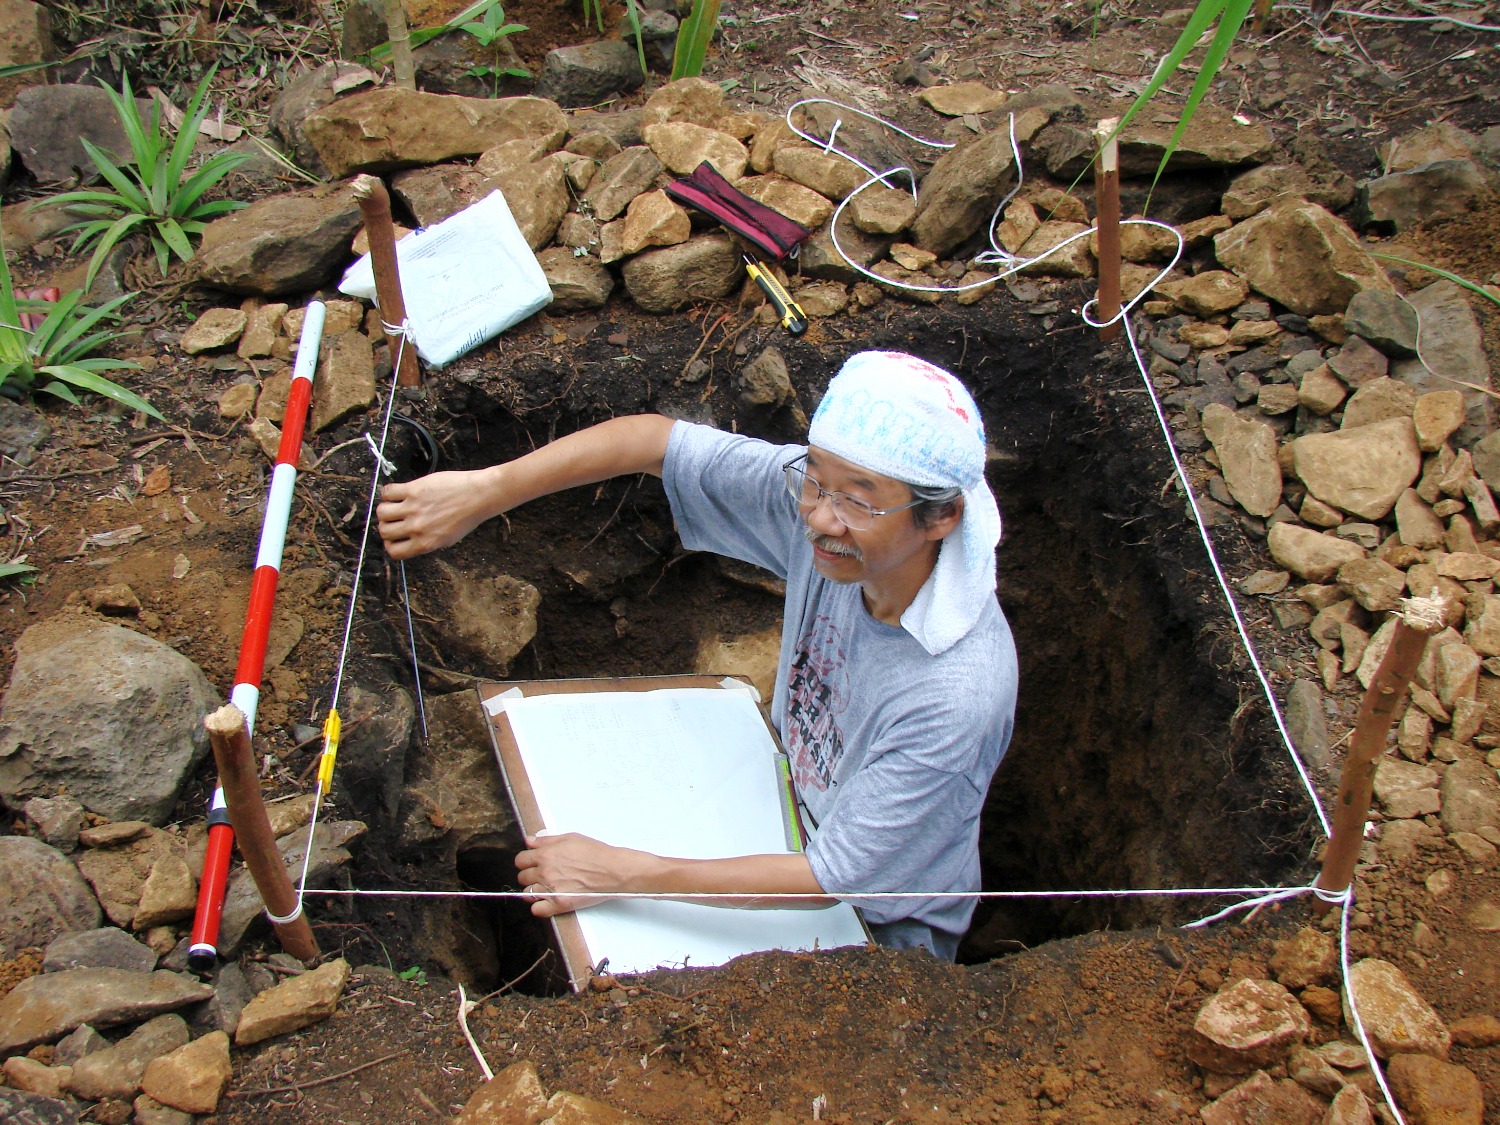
top-left (744, 254), bottom-right (808, 336)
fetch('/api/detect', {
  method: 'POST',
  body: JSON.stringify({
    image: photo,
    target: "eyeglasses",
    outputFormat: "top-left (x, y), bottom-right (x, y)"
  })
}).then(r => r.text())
top-left (782, 454), bottom-right (921, 531)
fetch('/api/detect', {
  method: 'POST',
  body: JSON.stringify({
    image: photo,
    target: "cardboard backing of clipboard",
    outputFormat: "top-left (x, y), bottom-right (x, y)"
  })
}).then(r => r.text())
top-left (478, 673), bottom-right (811, 992)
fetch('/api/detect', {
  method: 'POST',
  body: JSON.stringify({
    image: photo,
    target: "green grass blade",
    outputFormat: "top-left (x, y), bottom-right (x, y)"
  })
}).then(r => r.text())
top-left (158, 218), bottom-right (193, 261)
top-left (37, 379), bottom-right (82, 406)
top-left (79, 140), bottom-right (151, 215)
top-left (82, 213), bottom-right (150, 291)
top-left (170, 153), bottom-right (252, 217)
top-left (672, 0), bottom-right (722, 80)
top-left (1110, 0), bottom-right (1229, 138)
top-left (0, 562), bottom-right (38, 579)
top-left (1149, 0), bottom-right (1253, 184)
top-left (41, 365), bottom-right (162, 420)
top-left (1370, 254), bottom-right (1500, 311)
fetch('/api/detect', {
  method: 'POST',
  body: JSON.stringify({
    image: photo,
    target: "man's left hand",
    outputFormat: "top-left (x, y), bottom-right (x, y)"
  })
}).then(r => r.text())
top-left (515, 832), bottom-right (653, 918)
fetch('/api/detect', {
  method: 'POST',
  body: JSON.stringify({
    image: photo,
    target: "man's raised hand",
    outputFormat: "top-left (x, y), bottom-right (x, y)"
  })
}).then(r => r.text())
top-left (376, 469), bottom-right (500, 559)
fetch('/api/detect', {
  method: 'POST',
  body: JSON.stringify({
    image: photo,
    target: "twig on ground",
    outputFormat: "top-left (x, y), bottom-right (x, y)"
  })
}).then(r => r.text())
top-left (229, 1050), bottom-right (408, 1097)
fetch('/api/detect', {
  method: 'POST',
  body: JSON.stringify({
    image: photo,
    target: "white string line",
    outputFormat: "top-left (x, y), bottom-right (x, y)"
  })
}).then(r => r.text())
top-left (298, 883), bottom-right (1321, 902)
top-left (278, 324), bottom-right (413, 924)
top-left (1339, 893), bottom-right (1410, 1125)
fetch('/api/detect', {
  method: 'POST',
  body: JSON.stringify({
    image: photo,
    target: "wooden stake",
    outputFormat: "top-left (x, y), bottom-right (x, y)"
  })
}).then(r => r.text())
top-left (383, 0), bottom-right (416, 90)
top-left (351, 174), bottom-right (421, 388)
top-left (1094, 117), bottom-right (1122, 344)
top-left (204, 703), bottom-right (320, 963)
top-left (1313, 599), bottom-right (1446, 914)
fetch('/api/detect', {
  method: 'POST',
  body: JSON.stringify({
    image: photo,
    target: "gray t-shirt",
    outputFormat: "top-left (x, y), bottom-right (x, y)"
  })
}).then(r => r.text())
top-left (663, 421), bottom-right (1017, 939)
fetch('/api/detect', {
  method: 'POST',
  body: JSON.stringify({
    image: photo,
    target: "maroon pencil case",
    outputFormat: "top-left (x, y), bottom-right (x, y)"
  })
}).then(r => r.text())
top-left (664, 161), bottom-right (811, 262)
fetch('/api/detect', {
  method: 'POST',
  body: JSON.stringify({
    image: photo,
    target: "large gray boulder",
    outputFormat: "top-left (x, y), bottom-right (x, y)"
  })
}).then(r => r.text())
top-left (0, 837), bottom-right (100, 959)
top-left (0, 615), bottom-right (219, 825)
top-left (1358, 159), bottom-right (1493, 232)
top-left (7, 84), bottom-right (151, 184)
top-left (1391, 280), bottom-right (1494, 446)
top-left (533, 41), bottom-right (646, 108)
top-left (193, 183), bottom-right (362, 296)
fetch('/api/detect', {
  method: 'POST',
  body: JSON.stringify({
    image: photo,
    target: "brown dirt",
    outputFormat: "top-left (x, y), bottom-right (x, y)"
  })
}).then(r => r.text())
top-left (2, 0), bottom-right (1499, 1122)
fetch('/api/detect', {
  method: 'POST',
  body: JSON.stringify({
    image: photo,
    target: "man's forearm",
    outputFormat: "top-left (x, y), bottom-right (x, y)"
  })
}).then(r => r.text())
top-left (637, 852), bottom-right (834, 910)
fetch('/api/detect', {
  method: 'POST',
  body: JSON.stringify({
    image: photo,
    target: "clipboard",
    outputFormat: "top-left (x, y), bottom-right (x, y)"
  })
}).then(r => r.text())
top-left (479, 674), bottom-right (868, 990)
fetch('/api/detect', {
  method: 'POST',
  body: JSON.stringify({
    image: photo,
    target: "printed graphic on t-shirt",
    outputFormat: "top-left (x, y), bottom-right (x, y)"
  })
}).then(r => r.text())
top-left (786, 615), bottom-right (849, 792)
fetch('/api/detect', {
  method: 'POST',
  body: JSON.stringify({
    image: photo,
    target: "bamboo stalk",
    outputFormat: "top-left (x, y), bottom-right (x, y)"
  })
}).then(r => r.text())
top-left (1094, 117), bottom-right (1122, 344)
top-left (203, 703), bottom-right (320, 963)
top-left (384, 0), bottom-right (416, 90)
top-left (1313, 598), bottom-right (1446, 913)
top-left (351, 174), bottom-right (421, 388)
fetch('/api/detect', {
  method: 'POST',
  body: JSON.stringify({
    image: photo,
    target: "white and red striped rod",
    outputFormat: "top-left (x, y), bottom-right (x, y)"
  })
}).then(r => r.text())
top-left (188, 300), bottom-right (327, 970)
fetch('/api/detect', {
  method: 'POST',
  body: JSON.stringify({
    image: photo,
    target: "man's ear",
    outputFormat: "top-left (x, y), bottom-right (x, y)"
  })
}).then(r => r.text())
top-left (923, 495), bottom-right (964, 542)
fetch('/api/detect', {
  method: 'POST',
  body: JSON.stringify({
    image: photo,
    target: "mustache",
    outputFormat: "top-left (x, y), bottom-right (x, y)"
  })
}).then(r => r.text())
top-left (804, 522), bottom-right (861, 559)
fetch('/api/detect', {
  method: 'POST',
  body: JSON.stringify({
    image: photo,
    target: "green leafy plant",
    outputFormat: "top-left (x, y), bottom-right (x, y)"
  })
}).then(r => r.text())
top-left (0, 224), bottom-right (162, 420)
top-left (398, 965), bottom-right (427, 985)
top-left (36, 70), bottom-right (251, 291)
top-left (0, 562), bottom-right (38, 581)
top-left (461, 1), bottom-right (531, 93)
top-left (671, 0), bottom-right (723, 81)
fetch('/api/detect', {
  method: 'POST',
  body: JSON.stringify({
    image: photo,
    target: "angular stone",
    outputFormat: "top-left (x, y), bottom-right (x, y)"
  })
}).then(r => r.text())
top-left (1200, 1071), bottom-right (1325, 1125)
top-left (1221, 163), bottom-right (1349, 221)
top-left (140, 1030), bottom-right (231, 1115)
top-left (920, 82), bottom-right (1008, 115)
top-left (620, 189), bottom-right (690, 256)
top-left (195, 185), bottom-right (362, 297)
top-left (1160, 270), bottom-right (1250, 318)
top-left (1436, 642), bottom-right (1481, 710)
top-left (1299, 364), bottom-right (1348, 415)
top-left (540, 1091), bottom-right (639, 1123)
top-left (735, 174), bottom-right (831, 231)
top-left (1441, 758), bottom-right (1500, 836)
top-left (736, 346), bottom-right (792, 408)
top-left (910, 130), bottom-right (1017, 256)
top-left (1291, 416), bottom-right (1421, 520)
top-left (0, 969), bottom-right (211, 1056)
top-left (1214, 200), bottom-right (1394, 317)
top-left (453, 1060), bottom-right (548, 1125)
top-left (1286, 1044), bottom-right (1344, 1096)
top-left (1324, 1084), bottom-right (1374, 1125)
top-left (3, 1057), bottom-right (71, 1099)
top-left (1268, 523), bottom-right (1366, 582)
top-left (130, 853), bottom-right (196, 931)
top-left (1017, 221), bottom-right (1094, 278)
top-left (639, 77), bottom-right (726, 130)
top-left (131, 1094), bottom-right (190, 1125)
top-left (1396, 489), bottom-right (1446, 549)
top-left (179, 310), bottom-right (246, 355)
top-left (1345, 289), bottom-right (1418, 357)
top-left (1327, 335), bottom-right (1389, 389)
top-left (1341, 377), bottom-right (1417, 431)
top-left (1360, 159), bottom-right (1492, 232)
top-left (1386, 1053), bottom-right (1484, 1125)
top-left (1336, 556), bottom-right (1406, 612)
top-left (621, 233), bottom-right (742, 313)
top-left (1188, 978), bottom-right (1312, 1074)
top-left (235, 958), bottom-right (350, 1046)
top-left (218, 820), bottom-right (364, 956)
top-left (799, 211), bottom-right (890, 284)
top-left (1181, 322), bottom-right (1231, 349)
top-left (771, 145), bottom-right (867, 201)
top-left (537, 247), bottom-right (614, 312)
top-left (309, 331), bottom-right (374, 433)
top-left (641, 121), bottom-right (747, 181)
top-left (1344, 959), bottom-right (1451, 1058)
top-left (1450, 1015), bottom-right (1500, 1047)
top-left (581, 146), bottom-right (663, 223)
top-left (237, 301), bottom-right (286, 360)
top-left (304, 89), bottom-right (566, 177)
top-left (848, 184), bottom-right (916, 235)
top-left (1386, 122), bottom-right (1477, 171)
top-left (484, 146), bottom-right (570, 250)
top-left (1391, 280), bottom-right (1494, 446)
top-left (1271, 929), bottom-right (1338, 991)
top-left (0, 837), bottom-right (100, 960)
top-left (1201, 403), bottom-right (1282, 518)
top-left (43, 928), bottom-right (154, 975)
top-left (0, 1087), bottom-right (84, 1124)
top-left (67, 1013), bottom-right (188, 1102)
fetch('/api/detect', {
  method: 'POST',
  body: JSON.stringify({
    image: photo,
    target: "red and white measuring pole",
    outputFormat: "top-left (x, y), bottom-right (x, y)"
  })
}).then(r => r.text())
top-left (187, 300), bottom-right (327, 972)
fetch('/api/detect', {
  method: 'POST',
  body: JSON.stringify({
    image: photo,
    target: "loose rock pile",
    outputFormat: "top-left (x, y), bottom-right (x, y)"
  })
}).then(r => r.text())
top-left (1185, 927), bottom-right (1495, 1124)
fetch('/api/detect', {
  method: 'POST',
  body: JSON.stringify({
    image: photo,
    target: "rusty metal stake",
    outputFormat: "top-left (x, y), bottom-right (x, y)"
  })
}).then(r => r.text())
top-left (1313, 599), bottom-right (1445, 914)
top-left (204, 703), bottom-right (320, 963)
top-left (1094, 116), bottom-right (1122, 344)
top-left (352, 174), bottom-right (421, 388)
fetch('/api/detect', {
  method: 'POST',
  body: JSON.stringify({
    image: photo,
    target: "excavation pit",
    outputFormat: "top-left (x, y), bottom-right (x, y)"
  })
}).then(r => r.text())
top-left (354, 297), bottom-right (1320, 986)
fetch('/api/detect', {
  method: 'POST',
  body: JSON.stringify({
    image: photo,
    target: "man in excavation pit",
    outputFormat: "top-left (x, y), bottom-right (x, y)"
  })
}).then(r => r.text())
top-left (376, 350), bottom-right (1018, 960)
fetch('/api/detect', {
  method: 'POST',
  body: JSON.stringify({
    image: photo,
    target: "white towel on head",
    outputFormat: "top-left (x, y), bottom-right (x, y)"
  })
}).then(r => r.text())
top-left (808, 351), bottom-right (1002, 655)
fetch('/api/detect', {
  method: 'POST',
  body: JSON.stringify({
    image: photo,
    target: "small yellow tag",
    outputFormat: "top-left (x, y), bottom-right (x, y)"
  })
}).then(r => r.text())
top-left (316, 709), bottom-right (342, 791)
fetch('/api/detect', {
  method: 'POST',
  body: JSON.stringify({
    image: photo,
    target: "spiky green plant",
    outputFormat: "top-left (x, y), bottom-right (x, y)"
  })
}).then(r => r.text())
top-left (0, 233), bottom-right (161, 420)
top-left (35, 70), bottom-right (250, 291)
top-left (672, 0), bottom-right (723, 80)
